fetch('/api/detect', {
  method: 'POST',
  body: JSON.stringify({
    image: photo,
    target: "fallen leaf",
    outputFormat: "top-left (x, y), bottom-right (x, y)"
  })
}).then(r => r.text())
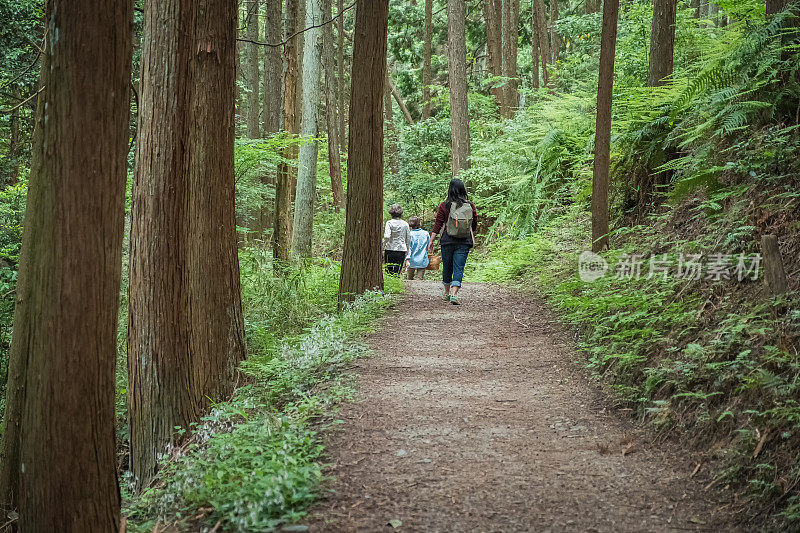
top-left (387, 519), bottom-right (402, 528)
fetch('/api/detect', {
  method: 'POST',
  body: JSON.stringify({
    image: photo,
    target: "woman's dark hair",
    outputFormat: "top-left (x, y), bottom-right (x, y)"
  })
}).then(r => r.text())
top-left (408, 216), bottom-right (421, 229)
top-left (446, 179), bottom-right (469, 208)
top-left (388, 203), bottom-right (403, 218)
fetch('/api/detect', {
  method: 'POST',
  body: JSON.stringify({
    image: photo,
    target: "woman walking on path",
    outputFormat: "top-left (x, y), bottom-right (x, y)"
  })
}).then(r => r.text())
top-left (405, 216), bottom-right (430, 280)
top-left (383, 203), bottom-right (410, 276)
top-left (429, 179), bottom-right (478, 305)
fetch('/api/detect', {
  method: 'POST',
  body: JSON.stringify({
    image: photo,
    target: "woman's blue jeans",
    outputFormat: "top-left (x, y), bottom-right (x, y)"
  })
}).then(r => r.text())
top-left (441, 244), bottom-right (471, 287)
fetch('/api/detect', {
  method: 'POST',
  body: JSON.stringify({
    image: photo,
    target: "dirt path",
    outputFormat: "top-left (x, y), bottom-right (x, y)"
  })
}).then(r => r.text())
top-left (310, 281), bottom-right (735, 532)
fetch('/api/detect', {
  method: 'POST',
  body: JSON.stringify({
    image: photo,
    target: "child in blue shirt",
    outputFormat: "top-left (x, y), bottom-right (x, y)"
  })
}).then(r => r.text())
top-left (405, 216), bottom-right (431, 280)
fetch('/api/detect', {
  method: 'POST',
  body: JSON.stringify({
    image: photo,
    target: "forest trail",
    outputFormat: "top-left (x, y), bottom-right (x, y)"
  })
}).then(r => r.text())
top-left (310, 281), bottom-right (735, 532)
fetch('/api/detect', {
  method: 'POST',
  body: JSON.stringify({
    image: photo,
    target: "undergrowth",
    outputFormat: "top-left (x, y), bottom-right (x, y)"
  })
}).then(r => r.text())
top-left (472, 198), bottom-right (800, 528)
top-left (122, 251), bottom-right (403, 531)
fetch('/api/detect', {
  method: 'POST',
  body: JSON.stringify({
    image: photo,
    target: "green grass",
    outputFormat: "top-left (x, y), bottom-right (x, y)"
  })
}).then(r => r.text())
top-left (122, 252), bottom-right (403, 531)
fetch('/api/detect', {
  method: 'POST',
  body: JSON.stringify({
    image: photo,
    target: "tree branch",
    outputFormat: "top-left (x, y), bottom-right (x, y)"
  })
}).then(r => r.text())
top-left (0, 87), bottom-right (44, 115)
top-left (238, 0), bottom-right (356, 48)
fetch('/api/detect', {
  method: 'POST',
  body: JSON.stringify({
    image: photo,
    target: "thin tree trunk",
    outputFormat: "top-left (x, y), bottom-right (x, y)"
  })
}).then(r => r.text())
top-left (8, 90), bottom-right (20, 184)
top-left (337, 0), bottom-right (347, 149)
top-left (533, 0), bottom-right (550, 86)
top-left (323, 0), bottom-right (344, 211)
top-left (385, 71), bottom-right (398, 176)
top-left (448, 0), bottom-right (471, 175)
top-left (339, 0), bottom-right (389, 303)
top-left (551, 0), bottom-right (560, 63)
top-left (501, 0), bottom-right (521, 115)
top-left (0, 0), bottom-right (132, 527)
top-left (485, 0), bottom-right (504, 110)
top-left (275, 0), bottom-right (301, 265)
top-left (245, 0), bottom-right (261, 138)
top-left (128, 0), bottom-right (245, 487)
top-left (423, 0), bottom-right (434, 118)
top-left (388, 76), bottom-right (415, 124)
top-left (261, 0), bottom-right (283, 236)
top-left (648, 0), bottom-right (677, 87)
top-left (531, 0), bottom-right (540, 88)
top-left (592, 0), bottom-right (619, 252)
top-left (292, 0), bottom-right (323, 259)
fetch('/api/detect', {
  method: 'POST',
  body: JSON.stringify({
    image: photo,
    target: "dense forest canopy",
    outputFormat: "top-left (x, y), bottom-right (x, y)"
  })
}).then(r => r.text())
top-left (0, 0), bottom-right (799, 530)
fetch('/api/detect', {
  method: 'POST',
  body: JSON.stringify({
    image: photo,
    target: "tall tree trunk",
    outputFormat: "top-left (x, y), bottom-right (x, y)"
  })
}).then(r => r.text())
top-left (128, 0), bottom-right (245, 487)
top-left (292, 0), bottom-right (323, 259)
top-left (187, 0), bottom-right (246, 402)
top-left (448, 0), bottom-right (471, 175)
top-left (339, 0), bottom-right (389, 303)
top-left (691, 0), bottom-right (700, 18)
top-left (648, 0), bottom-right (677, 87)
top-left (592, 0), bottom-right (619, 252)
top-left (485, 0), bottom-right (504, 110)
top-left (245, 0), bottom-right (261, 138)
top-left (385, 71), bottom-right (398, 176)
top-left (323, 0), bottom-right (344, 211)
top-left (501, 0), bottom-right (521, 115)
top-left (8, 90), bottom-right (20, 185)
top-left (261, 0), bottom-right (283, 237)
top-left (531, 0), bottom-right (540, 88)
top-left (423, 0), bottom-right (434, 118)
top-left (337, 0), bottom-right (347, 150)
top-left (0, 0), bottom-right (132, 527)
top-left (533, 0), bottom-right (550, 86)
top-left (585, 0), bottom-right (600, 13)
top-left (550, 0), bottom-right (560, 63)
top-left (275, 0), bottom-right (301, 265)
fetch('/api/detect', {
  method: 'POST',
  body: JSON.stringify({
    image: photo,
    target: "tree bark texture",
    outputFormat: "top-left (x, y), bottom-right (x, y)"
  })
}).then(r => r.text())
top-left (531, 0), bottom-right (540, 88)
top-left (263, 0), bottom-right (282, 136)
top-left (485, 0), bottom-right (504, 110)
top-left (337, 0), bottom-right (347, 149)
top-left (385, 72), bottom-right (398, 176)
top-left (423, 0), bottom-right (434, 118)
top-left (128, 0), bottom-right (245, 487)
top-left (761, 235), bottom-right (788, 295)
top-left (339, 0), bottom-right (389, 303)
top-left (767, 0), bottom-right (790, 14)
top-left (533, 0), bottom-right (550, 86)
top-left (245, 0), bottom-right (261, 138)
top-left (448, 0), bottom-right (471, 176)
top-left (592, 0), bottom-right (619, 252)
top-left (275, 0), bottom-right (301, 265)
top-left (550, 0), bottom-right (560, 63)
top-left (0, 0), bottom-right (132, 528)
top-left (260, 0), bottom-right (283, 236)
top-left (648, 0), bottom-right (677, 87)
top-left (292, 0), bottom-right (323, 259)
top-left (323, 0), bottom-right (345, 212)
top-left (501, 0), bottom-right (521, 114)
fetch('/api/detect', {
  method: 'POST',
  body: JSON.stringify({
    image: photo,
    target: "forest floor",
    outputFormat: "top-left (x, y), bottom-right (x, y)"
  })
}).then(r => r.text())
top-left (308, 281), bottom-right (741, 532)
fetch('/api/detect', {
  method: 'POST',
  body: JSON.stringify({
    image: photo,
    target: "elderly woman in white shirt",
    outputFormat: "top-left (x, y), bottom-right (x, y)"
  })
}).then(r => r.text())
top-left (383, 203), bottom-right (410, 275)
